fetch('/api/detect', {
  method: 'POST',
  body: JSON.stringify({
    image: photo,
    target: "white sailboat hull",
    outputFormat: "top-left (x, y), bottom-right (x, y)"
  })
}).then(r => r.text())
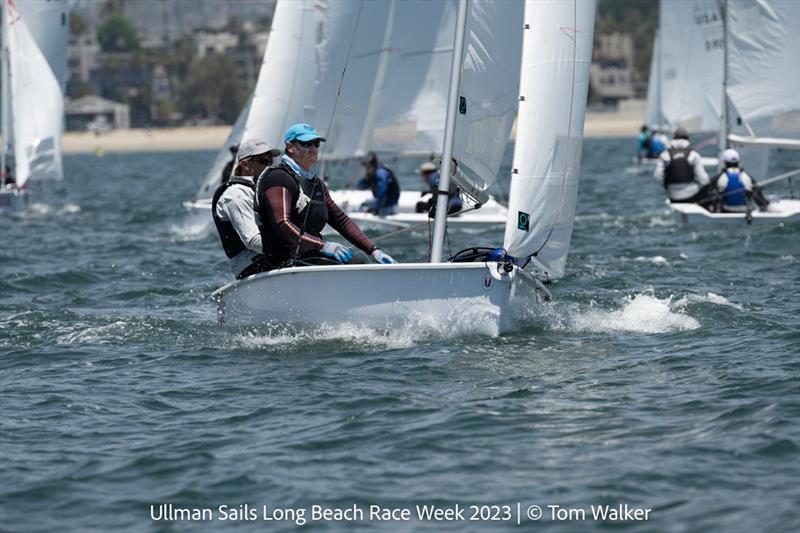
top-left (668, 198), bottom-right (800, 224)
top-left (212, 262), bottom-right (550, 333)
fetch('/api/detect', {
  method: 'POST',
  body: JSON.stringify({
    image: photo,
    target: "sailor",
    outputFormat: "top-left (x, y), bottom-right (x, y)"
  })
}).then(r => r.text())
top-left (254, 123), bottom-right (396, 268)
top-left (415, 161), bottom-right (463, 216)
top-left (212, 139), bottom-right (280, 279)
top-left (637, 125), bottom-right (651, 161)
top-left (647, 127), bottom-right (668, 158)
top-left (713, 149), bottom-right (770, 213)
top-left (654, 127), bottom-right (713, 206)
top-left (357, 151), bottom-right (400, 216)
top-left (220, 144), bottom-right (239, 184)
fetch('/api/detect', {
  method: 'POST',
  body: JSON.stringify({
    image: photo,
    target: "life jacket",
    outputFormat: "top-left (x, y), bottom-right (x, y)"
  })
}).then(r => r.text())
top-left (369, 165), bottom-right (400, 207)
top-left (721, 168), bottom-right (747, 206)
top-left (663, 147), bottom-right (694, 187)
top-left (211, 177), bottom-right (256, 259)
top-left (255, 162), bottom-right (328, 263)
top-left (648, 137), bottom-right (664, 156)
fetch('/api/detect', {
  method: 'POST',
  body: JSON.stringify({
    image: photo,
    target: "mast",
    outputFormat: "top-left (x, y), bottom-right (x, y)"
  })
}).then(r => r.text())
top-left (1, 0), bottom-right (8, 188)
top-left (430, 0), bottom-right (467, 263)
top-left (719, 0), bottom-right (728, 154)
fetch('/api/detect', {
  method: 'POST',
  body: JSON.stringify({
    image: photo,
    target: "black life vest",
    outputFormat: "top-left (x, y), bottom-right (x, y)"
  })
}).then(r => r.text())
top-left (663, 147), bottom-right (695, 187)
top-left (211, 177), bottom-right (257, 259)
top-left (255, 162), bottom-right (329, 263)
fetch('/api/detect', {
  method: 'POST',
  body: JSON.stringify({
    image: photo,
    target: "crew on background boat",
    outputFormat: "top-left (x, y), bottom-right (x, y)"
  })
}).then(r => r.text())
top-left (655, 127), bottom-right (713, 206)
top-left (357, 151), bottom-right (400, 216)
top-left (712, 148), bottom-right (770, 213)
top-left (220, 144), bottom-right (239, 185)
top-left (212, 139), bottom-right (280, 279)
top-left (255, 123), bottom-right (396, 269)
top-left (415, 161), bottom-right (463, 216)
top-left (648, 127), bottom-right (669, 157)
top-left (637, 125), bottom-right (651, 161)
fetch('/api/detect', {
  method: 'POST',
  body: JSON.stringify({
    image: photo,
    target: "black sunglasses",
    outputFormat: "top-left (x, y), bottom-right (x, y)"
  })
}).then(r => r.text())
top-left (294, 139), bottom-right (320, 148)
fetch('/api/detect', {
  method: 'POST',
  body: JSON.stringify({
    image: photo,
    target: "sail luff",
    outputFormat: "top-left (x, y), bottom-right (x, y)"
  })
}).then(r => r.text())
top-left (1, 0), bottom-right (9, 188)
top-left (503, 0), bottom-right (596, 278)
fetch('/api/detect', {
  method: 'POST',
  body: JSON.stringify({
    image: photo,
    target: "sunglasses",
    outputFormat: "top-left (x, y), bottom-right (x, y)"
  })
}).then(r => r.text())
top-left (294, 139), bottom-right (320, 148)
top-left (247, 156), bottom-right (273, 165)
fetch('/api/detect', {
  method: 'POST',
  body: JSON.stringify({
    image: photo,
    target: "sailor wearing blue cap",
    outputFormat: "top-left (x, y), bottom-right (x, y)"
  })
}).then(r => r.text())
top-left (253, 123), bottom-right (396, 268)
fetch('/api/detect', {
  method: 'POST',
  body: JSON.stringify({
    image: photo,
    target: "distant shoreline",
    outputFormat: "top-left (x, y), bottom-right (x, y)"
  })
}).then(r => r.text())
top-left (62, 113), bottom-right (641, 155)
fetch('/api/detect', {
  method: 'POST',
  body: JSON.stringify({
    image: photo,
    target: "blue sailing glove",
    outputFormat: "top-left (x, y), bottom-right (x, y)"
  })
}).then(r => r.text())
top-left (371, 249), bottom-right (396, 264)
top-left (321, 242), bottom-right (353, 264)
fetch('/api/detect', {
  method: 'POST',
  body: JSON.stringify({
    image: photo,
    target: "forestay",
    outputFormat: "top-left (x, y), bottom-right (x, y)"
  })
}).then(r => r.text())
top-left (503, 0), bottom-right (595, 278)
top-left (5, 1), bottom-right (64, 186)
top-left (658, 0), bottom-right (723, 132)
top-left (450, 0), bottom-right (523, 201)
top-left (725, 0), bottom-right (800, 149)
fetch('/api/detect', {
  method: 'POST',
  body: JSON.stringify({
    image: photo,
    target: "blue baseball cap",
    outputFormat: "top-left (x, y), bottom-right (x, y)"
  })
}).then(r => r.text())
top-left (284, 123), bottom-right (326, 143)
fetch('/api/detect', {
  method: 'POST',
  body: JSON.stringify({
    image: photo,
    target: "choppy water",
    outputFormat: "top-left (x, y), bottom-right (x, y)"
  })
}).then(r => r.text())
top-left (1, 138), bottom-right (799, 532)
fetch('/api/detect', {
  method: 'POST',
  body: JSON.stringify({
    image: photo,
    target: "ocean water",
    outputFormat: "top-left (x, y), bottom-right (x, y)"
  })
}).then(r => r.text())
top-left (1, 138), bottom-right (799, 532)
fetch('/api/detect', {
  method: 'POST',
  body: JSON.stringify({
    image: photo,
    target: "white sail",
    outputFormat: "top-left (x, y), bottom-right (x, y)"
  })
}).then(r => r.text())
top-left (725, 0), bottom-right (800, 148)
top-left (369, 0), bottom-right (456, 155)
top-left (644, 32), bottom-right (664, 128)
top-left (503, 0), bottom-right (596, 278)
top-left (5, 0), bottom-right (64, 186)
top-left (658, 0), bottom-right (724, 132)
top-left (314, 0), bottom-right (391, 159)
top-left (242, 0), bottom-right (322, 149)
top-left (451, 0), bottom-right (523, 196)
top-left (194, 97), bottom-right (251, 199)
top-left (15, 0), bottom-right (68, 91)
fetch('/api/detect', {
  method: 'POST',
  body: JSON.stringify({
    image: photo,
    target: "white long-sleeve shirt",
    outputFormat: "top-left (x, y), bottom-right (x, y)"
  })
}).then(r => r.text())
top-left (654, 138), bottom-right (710, 200)
top-left (214, 175), bottom-right (263, 276)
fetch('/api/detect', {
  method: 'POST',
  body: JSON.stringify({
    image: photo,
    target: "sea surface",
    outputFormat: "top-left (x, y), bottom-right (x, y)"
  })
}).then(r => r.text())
top-left (1, 138), bottom-right (799, 532)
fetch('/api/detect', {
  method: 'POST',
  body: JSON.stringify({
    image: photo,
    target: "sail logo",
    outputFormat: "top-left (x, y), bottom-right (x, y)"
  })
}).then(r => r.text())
top-left (705, 38), bottom-right (724, 51)
top-left (517, 211), bottom-right (530, 231)
top-left (693, 5), bottom-right (720, 26)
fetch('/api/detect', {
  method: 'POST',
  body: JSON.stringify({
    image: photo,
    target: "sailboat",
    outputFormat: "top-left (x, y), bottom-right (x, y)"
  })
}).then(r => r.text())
top-left (639, 0), bottom-right (722, 169)
top-left (0, 0), bottom-right (67, 213)
top-left (667, 0), bottom-right (800, 223)
top-left (212, 0), bottom-right (596, 333)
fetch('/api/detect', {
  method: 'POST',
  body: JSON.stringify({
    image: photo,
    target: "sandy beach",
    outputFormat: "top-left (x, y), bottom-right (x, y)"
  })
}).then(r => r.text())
top-left (62, 110), bottom-right (641, 154)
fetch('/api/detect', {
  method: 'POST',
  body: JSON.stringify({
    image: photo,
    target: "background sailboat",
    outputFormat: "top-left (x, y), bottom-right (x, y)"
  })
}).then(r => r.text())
top-left (0, 0), bottom-right (67, 212)
top-left (212, 0), bottom-right (596, 333)
top-left (669, 0), bottom-right (800, 223)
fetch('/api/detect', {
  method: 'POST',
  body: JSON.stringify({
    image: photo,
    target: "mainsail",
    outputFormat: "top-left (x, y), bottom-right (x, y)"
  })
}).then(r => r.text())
top-left (4, 0), bottom-right (65, 186)
top-left (658, 0), bottom-right (724, 132)
top-left (503, 0), bottom-right (596, 278)
top-left (242, 0), bottom-right (322, 149)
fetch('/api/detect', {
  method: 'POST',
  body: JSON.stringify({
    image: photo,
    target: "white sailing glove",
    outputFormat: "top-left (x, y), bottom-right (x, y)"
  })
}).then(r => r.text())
top-left (321, 242), bottom-right (353, 264)
top-left (371, 249), bottom-right (396, 264)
